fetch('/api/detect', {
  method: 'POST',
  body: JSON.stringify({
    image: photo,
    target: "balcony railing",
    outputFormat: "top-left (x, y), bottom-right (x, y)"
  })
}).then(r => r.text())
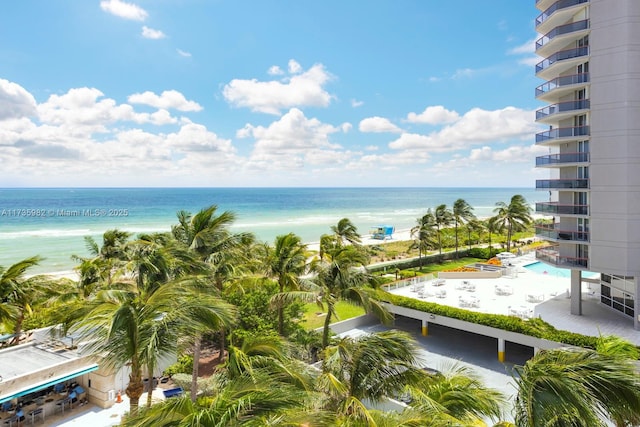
top-left (536, 125), bottom-right (590, 143)
top-left (536, 245), bottom-right (589, 268)
top-left (536, 152), bottom-right (589, 166)
top-left (536, 202), bottom-right (589, 215)
top-left (536, 20), bottom-right (590, 51)
top-left (536, 73), bottom-right (589, 97)
top-left (536, 47), bottom-right (589, 74)
top-left (536, 0), bottom-right (589, 27)
top-left (536, 99), bottom-right (590, 120)
top-left (536, 224), bottom-right (590, 242)
top-left (536, 178), bottom-right (589, 189)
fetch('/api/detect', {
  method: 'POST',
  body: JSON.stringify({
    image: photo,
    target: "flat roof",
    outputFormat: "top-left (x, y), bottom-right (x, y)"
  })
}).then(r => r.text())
top-left (0, 344), bottom-right (77, 380)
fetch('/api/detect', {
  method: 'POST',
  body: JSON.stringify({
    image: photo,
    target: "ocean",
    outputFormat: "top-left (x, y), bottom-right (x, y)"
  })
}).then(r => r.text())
top-left (0, 188), bottom-right (545, 275)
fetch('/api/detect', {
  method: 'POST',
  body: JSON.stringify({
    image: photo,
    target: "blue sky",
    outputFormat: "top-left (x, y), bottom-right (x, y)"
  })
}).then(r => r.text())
top-left (0, 0), bottom-right (547, 187)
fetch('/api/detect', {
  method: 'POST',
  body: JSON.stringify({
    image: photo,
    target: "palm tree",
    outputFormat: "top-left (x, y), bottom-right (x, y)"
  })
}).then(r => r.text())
top-left (171, 205), bottom-right (252, 399)
top-left (306, 245), bottom-right (392, 348)
top-left (407, 363), bottom-right (506, 425)
top-left (0, 256), bottom-right (42, 344)
top-left (434, 204), bottom-right (453, 256)
top-left (331, 217), bottom-right (362, 246)
top-left (466, 219), bottom-right (485, 251)
top-left (492, 195), bottom-right (533, 252)
top-left (486, 216), bottom-right (501, 254)
top-left (262, 233), bottom-right (308, 335)
top-left (513, 348), bottom-right (640, 427)
top-left (411, 210), bottom-right (436, 270)
top-left (452, 199), bottom-right (476, 258)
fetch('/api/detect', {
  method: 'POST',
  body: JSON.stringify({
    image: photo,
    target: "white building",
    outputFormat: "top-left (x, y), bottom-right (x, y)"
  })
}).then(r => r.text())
top-left (534, 0), bottom-right (640, 329)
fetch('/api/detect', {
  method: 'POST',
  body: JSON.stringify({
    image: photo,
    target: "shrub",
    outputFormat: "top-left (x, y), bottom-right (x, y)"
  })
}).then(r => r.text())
top-left (163, 354), bottom-right (193, 377)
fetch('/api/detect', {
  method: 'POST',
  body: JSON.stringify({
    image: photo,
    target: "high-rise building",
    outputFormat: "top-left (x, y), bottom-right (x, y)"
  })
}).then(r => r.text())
top-left (533, 0), bottom-right (640, 330)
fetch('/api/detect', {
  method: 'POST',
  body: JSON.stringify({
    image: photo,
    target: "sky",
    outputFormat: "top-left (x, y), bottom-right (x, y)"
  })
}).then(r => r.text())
top-left (0, 0), bottom-right (549, 187)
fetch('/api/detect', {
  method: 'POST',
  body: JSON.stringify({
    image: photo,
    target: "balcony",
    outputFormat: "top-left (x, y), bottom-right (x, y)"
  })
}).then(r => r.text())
top-left (536, 202), bottom-right (589, 215)
top-left (536, 178), bottom-right (589, 190)
top-left (536, 99), bottom-right (590, 122)
top-left (536, 0), bottom-right (590, 34)
top-left (536, 152), bottom-right (589, 166)
top-left (536, 125), bottom-right (590, 145)
top-left (536, 47), bottom-right (589, 79)
top-left (536, 246), bottom-right (589, 268)
top-left (536, 20), bottom-right (590, 57)
top-left (536, 224), bottom-right (590, 242)
top-left (536, 73), bottom-right (589, 101)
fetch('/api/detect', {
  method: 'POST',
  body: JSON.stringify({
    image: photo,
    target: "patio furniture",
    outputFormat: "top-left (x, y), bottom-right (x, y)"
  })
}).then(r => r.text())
top-left (435, 289), bottom-right (447, 298)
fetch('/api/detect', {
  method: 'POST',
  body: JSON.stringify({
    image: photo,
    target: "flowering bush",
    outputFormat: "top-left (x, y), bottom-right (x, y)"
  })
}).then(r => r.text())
top-left (443, 267), bottom-right (480, 272)
top-left (486, 257), bottom-right (502, 266)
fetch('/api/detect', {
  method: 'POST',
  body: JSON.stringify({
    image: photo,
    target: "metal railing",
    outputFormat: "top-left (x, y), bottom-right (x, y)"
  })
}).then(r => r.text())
top-left (536, 125), bottom-right (590, 143)
top-left (535, 224), bottom-right (590, 241)
top-left (536, 20), bottom-right (590, 50)
top-left (536, 99), bottom-right (590, 120)
top-left (536, 0), bottom-right (589, 27)
top-left (536, 178), bottom-right (589, 189)
top-left (536, 47), bottom-right (589, 74)
top-left (536, 202), bottom-right (589, 215)
top-left (536, 246), bottom-right (588, 268)
top-left (536, 73), bottom-right (589, 97)
top-left (536, 152), bottom-right (589, 166)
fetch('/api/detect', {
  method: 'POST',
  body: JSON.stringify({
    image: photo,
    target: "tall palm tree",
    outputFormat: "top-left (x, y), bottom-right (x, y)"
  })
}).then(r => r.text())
top-left (411, 210), bottom-right (436, 270)
top-left (331, 217), bottom-right (362, 246)
top-left (171, 205), bottom-right (252, 399)
top-left (0, 256), bottom-right (42, 343)
top-left (307, 245), bottom-right (392, 348)
top-left (513, 348), bottom-right (640, 427)
top-left (262, 233), bottom-right (308, 335)
top-left (486, 216), bottom-right (501, 254)
top-left (492, 195), bottom-right (533, 252)
top-left (434, 204), bottom-right (453, 256)
top-left (466, 219), bottom-right (485, 251)
top-left (452, 199), bottom-right (476, 258)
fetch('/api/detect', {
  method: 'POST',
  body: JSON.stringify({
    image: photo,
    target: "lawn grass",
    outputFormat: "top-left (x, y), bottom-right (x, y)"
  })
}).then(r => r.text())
top-left (299, 301), bottom-right (366, 330)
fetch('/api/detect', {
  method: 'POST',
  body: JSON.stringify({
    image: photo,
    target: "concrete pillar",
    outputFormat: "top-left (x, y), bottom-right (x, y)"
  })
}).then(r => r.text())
top-left (570, 270), bottom-right (582, 315)
top-left (421, 319), bottom-right (428, 336)
top-left (498, 338), bottom-right (505, 362)
top-left (634, 279), bottom-right (640, 331)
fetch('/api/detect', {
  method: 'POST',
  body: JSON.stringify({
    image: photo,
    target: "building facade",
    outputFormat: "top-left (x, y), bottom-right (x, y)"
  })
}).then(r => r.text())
top-left (534, 0), bottom-right (640, 329)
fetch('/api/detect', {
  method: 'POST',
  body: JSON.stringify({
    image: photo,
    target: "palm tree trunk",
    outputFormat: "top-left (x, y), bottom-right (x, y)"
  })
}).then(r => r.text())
top-left (126, 369), bottom-right (144, 416)
top-left (278, 282), bottom-right (285, 335)
top-left (146, 365), bottom-right (154, 408)
top-left (190, 337), bottom-right (201, 402)
top-left (322, 304), bottom-right (333, 348)
top-left (454, 223), bottom-right (459, 258)
top-left (218, 329), bottom-right (226, 362)
top-left (10, 312), bottom-right (24, 346)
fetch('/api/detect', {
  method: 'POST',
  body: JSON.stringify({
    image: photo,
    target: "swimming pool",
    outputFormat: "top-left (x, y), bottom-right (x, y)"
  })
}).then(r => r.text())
top-left (523, 261), bottom-right (599, 279)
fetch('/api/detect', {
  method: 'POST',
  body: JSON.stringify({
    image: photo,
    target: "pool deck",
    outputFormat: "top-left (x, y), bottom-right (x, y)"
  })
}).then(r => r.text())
top-left (386, 253), bottom-right (639, 345)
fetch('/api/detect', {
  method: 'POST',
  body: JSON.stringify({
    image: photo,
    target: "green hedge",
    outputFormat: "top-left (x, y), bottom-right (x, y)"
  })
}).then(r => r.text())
top-left (376, 290), bottom-right (599, 349)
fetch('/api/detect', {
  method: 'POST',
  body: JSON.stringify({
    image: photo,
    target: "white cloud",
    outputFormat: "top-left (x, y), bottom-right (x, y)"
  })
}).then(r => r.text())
top-left (390, 106), bottom-right (537, 152)
top-left (177, 49), bottom-right (192, 58)
top-left (288, 59), bottom-right (302, 74)
top-left (0, 79), bottom-right (37, 120)
top-left (469, 144), bottom-right (547, 162)
top-left (100, 0), bottom-right (148, 21)
top-left (142, 26), bottom-right (166, 39)
top-left (406, 106), bottom-right (460, 125)
top-left (222, 62), bottom-right (333, 115)
top-left (351, 99), bottom-right (364, 108)
top-left (268, 65), bottom-right (284, 75)
top-left (508, 38), bottom-right (536, 55)
top-left (359, 116), bottom-right (401, 133)
top-left (128, 90), bottom-right (203, 112)
top-left (452, 68), bottom-right (478, 79)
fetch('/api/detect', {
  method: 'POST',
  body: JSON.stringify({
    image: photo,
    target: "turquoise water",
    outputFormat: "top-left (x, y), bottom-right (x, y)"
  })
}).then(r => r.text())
top-left (524, 261), bottom-right (598, 278)
top-left (0, 187), bottom-right (544, 274)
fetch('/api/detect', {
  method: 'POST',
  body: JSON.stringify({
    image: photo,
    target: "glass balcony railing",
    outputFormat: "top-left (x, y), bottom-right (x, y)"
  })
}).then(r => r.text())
top-left (536, 152), bottom-right (589, 166)
top-left (536, 246), bottom-right (588, 268)
top-left (536, 0), bottom-right (589, 27)
top-left (536, 73), bottom-right (589, 97)
top-left (536, 20), bottom-right (590, 51)
top-left (536, 179), bottom-right (589, 189)
top-left (536, 125), bottom-right (590, 143)
top-left (536, 224), bottom-right (590, 242)
top-left (536, 47), bottom-right (589, 74)
top-left (536, 99), bottom-right (590, 120)
top-left (536, 202), bottom-right (589, 215)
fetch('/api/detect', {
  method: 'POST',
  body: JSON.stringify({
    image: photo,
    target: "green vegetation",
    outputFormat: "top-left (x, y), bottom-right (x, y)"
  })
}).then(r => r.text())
top-left (300, 301), bottom-right (366, 330)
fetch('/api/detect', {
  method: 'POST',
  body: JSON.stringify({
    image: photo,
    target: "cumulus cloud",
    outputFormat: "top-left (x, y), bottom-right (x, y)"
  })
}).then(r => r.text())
top-left (406, 106), bottom-right (460, 125)
top-left (469, 144), bottom-right (547, 162)
top-left (222, 62), bottom-right (333, 115)
top-left (0, 79), bottom-right (37, 120)
top-left (359, 116), bottom-right (401, 133)
top-left (268, 65), bottom-right (284, 75)
top-left (128, 90), bottom-right (202, 112)
top-left (389, 106), bottom-right (537, 153)
top-left (142, 26), bottom-right (166, 39)
top-left (100, 0), bottom-right (148, 21)
top-left (288, 59), bottom-right (302, 74)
